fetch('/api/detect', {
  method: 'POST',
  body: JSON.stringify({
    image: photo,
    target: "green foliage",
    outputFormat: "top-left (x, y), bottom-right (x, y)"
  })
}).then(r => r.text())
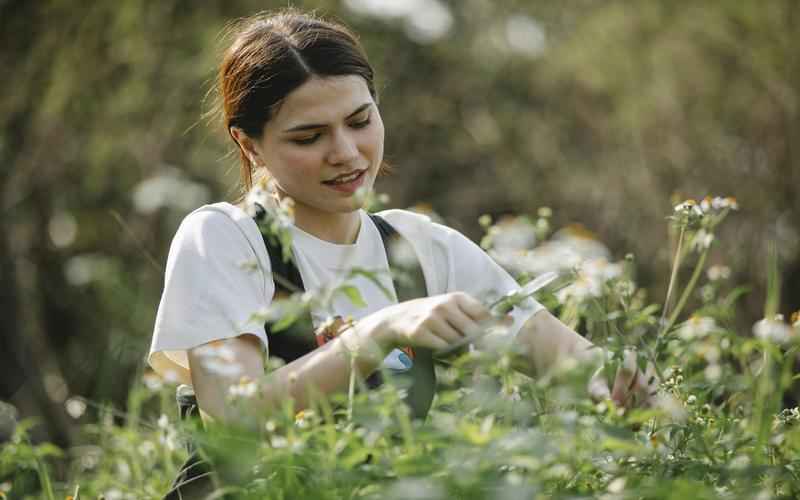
top-left (6, 202), bottom-right (800, 500)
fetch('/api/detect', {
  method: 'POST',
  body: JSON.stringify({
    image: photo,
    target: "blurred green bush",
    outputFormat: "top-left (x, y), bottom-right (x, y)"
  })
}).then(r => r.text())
top-left (1, 0), bottom-right (797, 448)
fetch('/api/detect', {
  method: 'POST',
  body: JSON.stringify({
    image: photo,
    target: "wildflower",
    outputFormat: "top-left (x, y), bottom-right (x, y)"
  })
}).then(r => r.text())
top-left (704, 364), bottom-right (722, 382)
top-left (608, 477), bottom-right (626, 493)
top-left (195, 342), bottom-right (236, 362)
top-left (103, 488), bottom-right (123, 500)
top-left (295, 409), bottom-right (314, 428)
top-left (229, 376), bottom-right (259, 399)
top-left (142, 372), bottom-right (163, 392)
top-left (677, 316), bottom-right (718, 340)
top-left (753, 316), bottom-right (795, 345)
top-left (692, 229), bottom-right (714, 251)
top-left (556, 258), bottom-right (622, 302)
top-left (159, 429), bottom-right (178, 451)
top-left (157, 414), bottom-right (170, 430)
top-left (614, 279), bottom-right (635, 297)
top-left (672, 199), bottom-right (705, 228)
top-left (77, 446), bottom-right (102, 471)
top-left (388, 236), bottom-right (419, 269)
top-left (116, 459), bottom-right (132, 481)
top-left (774, 407), bottom-right (800, 428)
top-left (138, 440), bottom-right (156, 459)
top-left (244, 179), bottom-right (273, 217)
top-left (195, 342), bottom-right (243, 377)
top-left (711, 196), bottom-right (738, 210)
top-left (707, 265), bottom-right (731, 281)
top-left (270, 436), bottom-right (289, 448)
top-left (65, 397), bottom-right (87, 419)
top-left (485, 216), bottom-right (538, 252)
top-left (686, 395), bottom-right (697, 405)
top-left (674, 199), bottom-right (703, 216)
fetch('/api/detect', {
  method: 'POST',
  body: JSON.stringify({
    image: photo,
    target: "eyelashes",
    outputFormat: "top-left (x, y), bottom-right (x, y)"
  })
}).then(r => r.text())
top-left (290, 117), bottom-right (372, 146)
top-left (350, 118), bottom-right (371, 129)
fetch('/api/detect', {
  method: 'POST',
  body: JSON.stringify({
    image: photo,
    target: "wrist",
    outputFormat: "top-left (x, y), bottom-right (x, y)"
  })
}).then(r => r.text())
top-left (339, 319), bottom-right (391, 363)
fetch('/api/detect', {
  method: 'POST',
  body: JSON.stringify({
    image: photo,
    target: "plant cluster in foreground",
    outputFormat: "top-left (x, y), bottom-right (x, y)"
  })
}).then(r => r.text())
top-left (3, 196), bottom-right (800, 500)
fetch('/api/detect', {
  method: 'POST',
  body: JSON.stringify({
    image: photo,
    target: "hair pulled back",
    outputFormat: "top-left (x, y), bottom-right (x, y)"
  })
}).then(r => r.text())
top-left (218, 9), bottom-right (377, 194)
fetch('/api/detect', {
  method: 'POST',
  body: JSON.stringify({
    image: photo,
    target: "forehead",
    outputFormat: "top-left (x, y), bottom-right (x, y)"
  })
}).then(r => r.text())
top-left (271, 75), bottom-right (373, 127)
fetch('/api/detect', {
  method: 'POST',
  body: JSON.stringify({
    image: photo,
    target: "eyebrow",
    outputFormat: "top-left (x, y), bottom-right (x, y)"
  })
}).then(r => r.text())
top-left (282, 103), bottom-right (373, 133)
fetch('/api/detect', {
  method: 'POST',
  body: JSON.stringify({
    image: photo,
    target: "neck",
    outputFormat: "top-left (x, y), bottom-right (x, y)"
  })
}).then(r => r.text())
top-left (293, 206), bottom-right (362, 245)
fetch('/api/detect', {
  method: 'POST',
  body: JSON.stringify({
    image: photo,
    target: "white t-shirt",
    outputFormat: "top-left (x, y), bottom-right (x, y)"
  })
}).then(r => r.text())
top-left (148, 202), bottom-right (544, 385)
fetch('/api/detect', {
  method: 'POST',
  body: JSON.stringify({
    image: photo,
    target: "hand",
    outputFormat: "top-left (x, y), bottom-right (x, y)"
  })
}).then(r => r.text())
top-left (360, 292), bottom-right (491, 352)
top-left (588, 350), bottom-right (659, 410)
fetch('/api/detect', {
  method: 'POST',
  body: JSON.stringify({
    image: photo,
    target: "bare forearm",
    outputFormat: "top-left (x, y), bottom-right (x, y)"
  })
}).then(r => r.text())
top-left (256, 326), bottom-right (386, 413)
top-left (190, 322), bottom-right (391, 425)
top-left (515, 310), bottom-right (598, 377)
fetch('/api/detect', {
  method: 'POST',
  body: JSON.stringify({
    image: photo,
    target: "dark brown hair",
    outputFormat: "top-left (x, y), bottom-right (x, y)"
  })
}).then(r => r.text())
top-left (217, 9), bottom-right (378, 195)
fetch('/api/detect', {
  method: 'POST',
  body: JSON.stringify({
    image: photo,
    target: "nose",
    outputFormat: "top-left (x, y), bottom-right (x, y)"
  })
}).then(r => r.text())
top-left (326, 128), bottom-right (359, 166)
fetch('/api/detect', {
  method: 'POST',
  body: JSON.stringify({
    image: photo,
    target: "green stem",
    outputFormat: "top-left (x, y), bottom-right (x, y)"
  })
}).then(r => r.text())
top-left (663, 246), bottom-right (709, 334)
top-left (347, 352), bottom-right (356, 422)
top-left (30, 444), bottom-right (55, 500)
top-left (660, 226), bottom-right (686, 330)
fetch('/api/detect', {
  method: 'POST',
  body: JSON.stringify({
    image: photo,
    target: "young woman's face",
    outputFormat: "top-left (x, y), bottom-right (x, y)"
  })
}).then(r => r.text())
top-left (254, 75), bottom-right (385, 218)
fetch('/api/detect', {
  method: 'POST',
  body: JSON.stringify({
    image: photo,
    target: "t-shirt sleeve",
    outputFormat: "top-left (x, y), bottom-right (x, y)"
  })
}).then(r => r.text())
top-left (147, 208), bottom-right (272, 385)
top-left (430, 221), bottom-right (545, 340)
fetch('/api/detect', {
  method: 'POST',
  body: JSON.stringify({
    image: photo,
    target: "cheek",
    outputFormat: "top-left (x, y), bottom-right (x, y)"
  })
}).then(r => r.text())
top-left (365, 119), bottom-right (385, 157)
top-left (273, 149), bottom-right (322, 180)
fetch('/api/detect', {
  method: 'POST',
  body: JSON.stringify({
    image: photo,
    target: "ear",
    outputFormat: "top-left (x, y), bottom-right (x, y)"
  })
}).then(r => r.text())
top-left (229, 126), bottom-right (263, 166)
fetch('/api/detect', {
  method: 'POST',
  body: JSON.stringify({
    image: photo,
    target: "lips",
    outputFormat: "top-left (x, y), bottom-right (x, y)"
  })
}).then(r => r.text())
top-left (322, 169), bottom-right (366, 185)
top-left (321, 169), bottom-right (368, 194)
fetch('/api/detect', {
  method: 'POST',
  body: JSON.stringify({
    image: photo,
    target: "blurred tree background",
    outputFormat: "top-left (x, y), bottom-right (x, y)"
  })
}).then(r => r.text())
top-left (1, 0), bottom-right (797, 445)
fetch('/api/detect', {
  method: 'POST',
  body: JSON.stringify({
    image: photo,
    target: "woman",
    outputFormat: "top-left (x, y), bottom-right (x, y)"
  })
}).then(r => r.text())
top-left (148, 8), bottom-right (655, 496)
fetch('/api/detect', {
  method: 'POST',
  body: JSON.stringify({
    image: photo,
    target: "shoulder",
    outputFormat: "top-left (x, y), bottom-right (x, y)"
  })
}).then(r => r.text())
top-left (174, 203), bottom-right (263, 252)
top-left (376, 208), bottom-right (449, 238)
top-left (167, 202), bottom-right (271, 276)
top-left (376, 208), bottom-right (472, 249)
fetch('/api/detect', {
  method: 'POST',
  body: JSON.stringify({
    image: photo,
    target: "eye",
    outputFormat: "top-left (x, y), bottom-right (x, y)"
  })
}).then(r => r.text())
top-left (349, 112), bottom-right (372, 129)
top-left (350, 118), bottom-right (371, 129)
top-left (291, 134), bottom-right (320, 146)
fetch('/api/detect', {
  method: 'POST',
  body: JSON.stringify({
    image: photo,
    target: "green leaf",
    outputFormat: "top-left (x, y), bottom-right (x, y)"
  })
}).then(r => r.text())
top-left (339, 285), bottom-right (367, 308)
top-left (347, 267), bottom-right (395, 301)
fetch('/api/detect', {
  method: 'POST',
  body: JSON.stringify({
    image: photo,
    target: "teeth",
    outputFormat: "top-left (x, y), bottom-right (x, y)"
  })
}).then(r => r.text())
top-left (330, 171), bottom-right (362, 184)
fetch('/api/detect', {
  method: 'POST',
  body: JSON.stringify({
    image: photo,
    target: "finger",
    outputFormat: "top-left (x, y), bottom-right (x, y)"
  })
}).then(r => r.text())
top-left (611, 351), bottom-right (638, 406)
top-left (624, 365), bottom-right (660, 408)
top-left (415, 329), bottom-right (450, 351)
top-left (428, 317), bottom-right (464, 345)
top-left (587, 367), bottom-right (611, 402)
top-left (444, 308), bottom-right (482, 339)
top-left (453, 292), bottom-right (490, 322)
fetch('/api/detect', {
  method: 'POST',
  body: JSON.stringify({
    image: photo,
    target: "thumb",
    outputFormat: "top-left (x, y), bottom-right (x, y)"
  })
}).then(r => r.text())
top-left (610, 350), bottom-right (638, 406)
top-left (587, 367), bottom-right (611, 402)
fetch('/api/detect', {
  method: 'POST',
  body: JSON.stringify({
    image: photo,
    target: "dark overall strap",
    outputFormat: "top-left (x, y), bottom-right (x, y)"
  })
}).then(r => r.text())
top-left (167, 212), bottom-right (434, 499)
top-left (175, 213), bottom-right (435, 419)
top-left (368, 215), bottom-right (437, 420)
top-left (262, 213), bottom-right (435, 419)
